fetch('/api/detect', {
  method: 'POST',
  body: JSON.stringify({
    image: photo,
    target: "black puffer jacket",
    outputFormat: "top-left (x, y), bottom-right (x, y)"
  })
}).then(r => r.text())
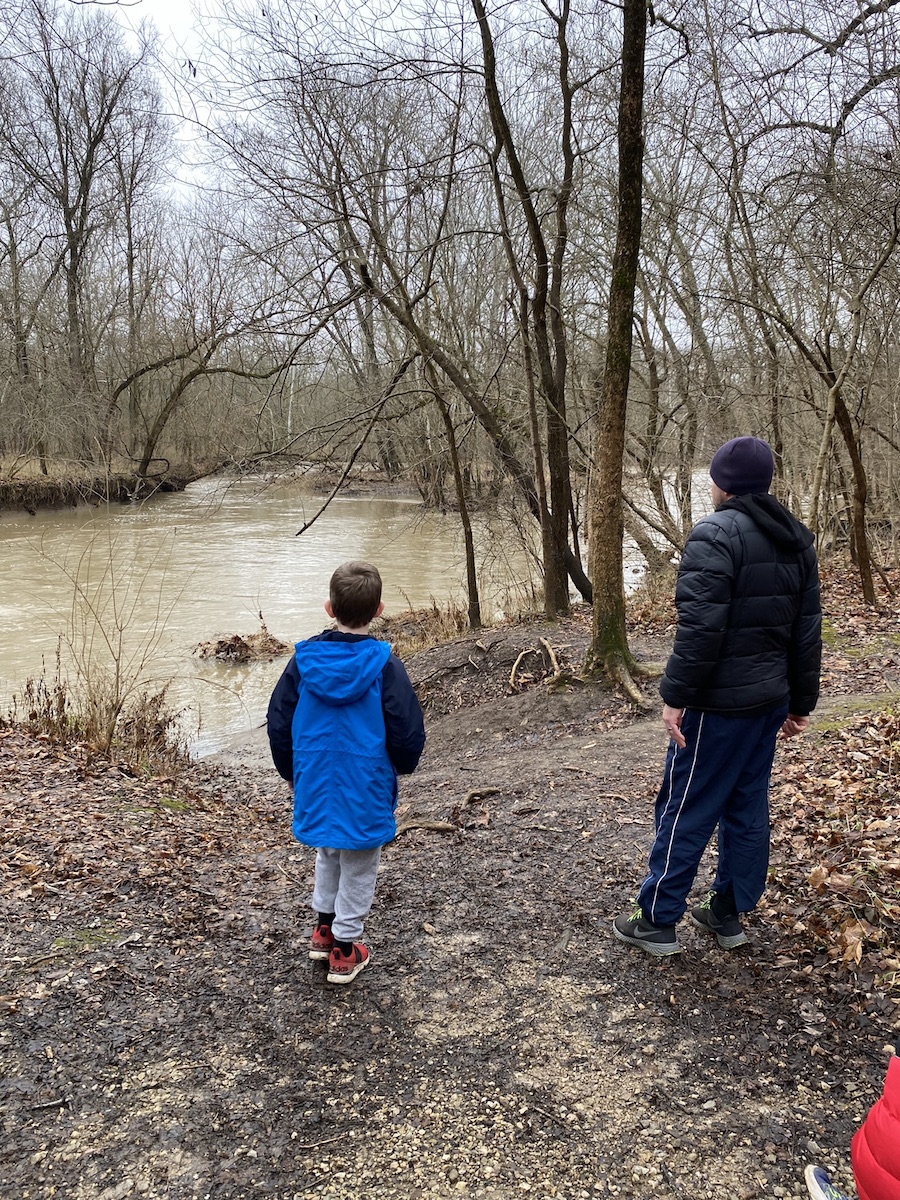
top-left (660, 495), bottom-right (821, 715)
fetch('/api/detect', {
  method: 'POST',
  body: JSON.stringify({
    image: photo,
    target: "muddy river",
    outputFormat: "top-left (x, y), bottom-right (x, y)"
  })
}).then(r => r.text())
top-left (0, 477), bottom-right (534, 755)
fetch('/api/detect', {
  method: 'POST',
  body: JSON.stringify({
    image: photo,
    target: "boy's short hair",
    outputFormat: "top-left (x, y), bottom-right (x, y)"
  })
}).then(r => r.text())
top-left (330, 561), bottom-right (383, 628)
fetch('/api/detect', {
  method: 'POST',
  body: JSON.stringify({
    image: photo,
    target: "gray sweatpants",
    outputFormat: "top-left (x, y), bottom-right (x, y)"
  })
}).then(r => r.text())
top-left (311, 846), bottom-right (382, 942)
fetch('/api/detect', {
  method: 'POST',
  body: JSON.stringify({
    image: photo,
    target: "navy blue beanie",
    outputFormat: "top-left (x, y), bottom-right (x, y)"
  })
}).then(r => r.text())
top-left (709, 436), bottom-right (774, 495)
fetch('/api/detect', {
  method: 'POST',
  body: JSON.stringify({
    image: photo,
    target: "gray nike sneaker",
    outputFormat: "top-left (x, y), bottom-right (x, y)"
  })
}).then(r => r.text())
top-left (691, 890), bottom-right (749, 949)
top-left (613, 905), bottom-right (680, 956)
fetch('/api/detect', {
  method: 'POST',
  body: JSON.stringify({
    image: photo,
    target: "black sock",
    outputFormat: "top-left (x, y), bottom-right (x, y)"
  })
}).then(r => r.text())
top-left (333, 938), bottom-right (353, 955)
top-left (711, 885), bottom-right (737, 919)
top-left (317, 912), bottom-right (335, 928)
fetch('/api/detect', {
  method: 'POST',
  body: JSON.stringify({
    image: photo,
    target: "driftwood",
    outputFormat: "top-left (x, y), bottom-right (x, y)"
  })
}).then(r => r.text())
top-left (194, 614), bottom-right (289, 662)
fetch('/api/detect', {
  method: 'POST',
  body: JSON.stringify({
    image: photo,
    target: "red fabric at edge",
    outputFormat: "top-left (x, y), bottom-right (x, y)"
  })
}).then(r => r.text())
top-left (851, 1055), bottom-right (900, 1200)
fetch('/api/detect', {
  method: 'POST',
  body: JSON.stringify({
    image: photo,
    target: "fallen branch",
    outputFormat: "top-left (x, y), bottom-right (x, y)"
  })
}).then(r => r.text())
top-left (464, 787), bottom-right (501, 805)
top-left (291, 1132), bottom-right (349, 1152)
top-left (411, 657), bottom-right (480, 686)
top-left (26, 952), bottom-right (68, 969)
top-left (394, 817), bottom-right (457, 837)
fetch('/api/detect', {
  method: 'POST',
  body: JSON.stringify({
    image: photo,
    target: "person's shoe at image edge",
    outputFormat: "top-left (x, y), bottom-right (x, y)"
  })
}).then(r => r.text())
top-left (326, 941), bottom-right (370, 984)
top-left (804, 1164), bottom-right (853, 1200)
top-left (613, 905), bottom-right (680, 956)
top-left (690, 889), bottom-right (749, 949)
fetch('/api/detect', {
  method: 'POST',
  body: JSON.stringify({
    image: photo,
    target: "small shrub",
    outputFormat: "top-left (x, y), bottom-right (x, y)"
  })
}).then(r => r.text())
top-left (376, 598), bottom-right (470, 658)
top-left (6, 646), bottom-right (77, 744)
top-left (7, 665), bottom-right (189, 775)
top-left (114, 687), bottom-right (190, 774)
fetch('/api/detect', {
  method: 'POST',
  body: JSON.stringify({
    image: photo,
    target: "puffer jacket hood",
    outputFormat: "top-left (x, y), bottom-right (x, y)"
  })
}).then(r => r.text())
top-left (294, 637), bottom-right (391, 706)
top-left (720, 494), bottom-right (815, 553)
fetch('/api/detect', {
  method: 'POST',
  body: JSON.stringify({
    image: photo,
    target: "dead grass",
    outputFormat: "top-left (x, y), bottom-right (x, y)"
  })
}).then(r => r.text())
top-left (376, 598), bottom-right (471, 659)
top-left (4, 651), bottom-right (190, 776)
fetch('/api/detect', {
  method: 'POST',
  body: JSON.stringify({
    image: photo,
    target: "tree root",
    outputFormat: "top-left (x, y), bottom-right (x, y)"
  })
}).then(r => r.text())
top-left (609, 656), bottom-right (652, 708)
top-left (632, 659), bottom-right (665, 678)
top-left (538, 637), bottom-right (560, 675)
top-left (510, 639), bottom-right (568, 690)
top-left (509, 648), bottom-right (537, 688)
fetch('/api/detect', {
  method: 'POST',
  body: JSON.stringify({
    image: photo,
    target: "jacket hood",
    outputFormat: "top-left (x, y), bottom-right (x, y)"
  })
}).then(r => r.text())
top-left (719, 494), bottom-right (815, 553)
top-left (294, 636), bottom-right (392, 706)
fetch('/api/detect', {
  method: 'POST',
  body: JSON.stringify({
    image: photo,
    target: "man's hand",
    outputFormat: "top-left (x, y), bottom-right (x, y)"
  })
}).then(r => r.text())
top-left (781, 713), bottom-right (810, 739)
top-left (663, 703), bottom-right (686, 749)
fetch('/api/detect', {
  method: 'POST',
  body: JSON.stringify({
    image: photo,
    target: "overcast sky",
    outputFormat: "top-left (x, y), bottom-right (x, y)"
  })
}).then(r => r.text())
top-left (115, 0), bottom-right (204, 55)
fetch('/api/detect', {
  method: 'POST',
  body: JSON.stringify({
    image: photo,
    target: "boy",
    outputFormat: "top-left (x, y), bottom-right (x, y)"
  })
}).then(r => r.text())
top-left (266, 561), bottom-right (425, 984)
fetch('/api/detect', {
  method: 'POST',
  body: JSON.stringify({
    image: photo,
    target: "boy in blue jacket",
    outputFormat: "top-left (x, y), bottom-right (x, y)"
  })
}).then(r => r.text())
top-left (267, 561), bottom-right (425, 983)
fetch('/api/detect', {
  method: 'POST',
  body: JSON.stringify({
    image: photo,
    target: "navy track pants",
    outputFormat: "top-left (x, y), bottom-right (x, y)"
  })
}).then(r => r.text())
top-left (638, 704), bottom-right (788, 927)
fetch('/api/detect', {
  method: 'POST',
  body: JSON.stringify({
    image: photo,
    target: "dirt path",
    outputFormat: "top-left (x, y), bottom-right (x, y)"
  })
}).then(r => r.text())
top-left (2, 602), bottom-right (898, 1200)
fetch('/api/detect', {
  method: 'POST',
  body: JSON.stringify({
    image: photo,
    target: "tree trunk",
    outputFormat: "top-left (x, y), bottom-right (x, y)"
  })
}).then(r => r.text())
top-left (584, 0), bottom-right (647, 700)
top-left (431, 374), bottom-right (482, 630)
top-left (832, 391), bottom-right (876, 604)
top-left (472, 0), bottom-right (573, 615)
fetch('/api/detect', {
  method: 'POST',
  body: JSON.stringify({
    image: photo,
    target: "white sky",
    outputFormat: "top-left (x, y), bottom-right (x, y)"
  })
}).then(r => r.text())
top-left (114, 0), bottom-right (206, 57)
top-left (112, 0), bottom-right (222, 193)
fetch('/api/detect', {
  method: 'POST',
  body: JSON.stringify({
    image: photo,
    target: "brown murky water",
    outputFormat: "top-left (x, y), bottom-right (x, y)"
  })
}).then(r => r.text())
top-left (0, 477), bottom-right (532, 755)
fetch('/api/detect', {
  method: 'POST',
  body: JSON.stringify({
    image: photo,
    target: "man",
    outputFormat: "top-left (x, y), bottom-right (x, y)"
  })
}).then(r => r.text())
top-left (614, 436), bottom-right (822, 956)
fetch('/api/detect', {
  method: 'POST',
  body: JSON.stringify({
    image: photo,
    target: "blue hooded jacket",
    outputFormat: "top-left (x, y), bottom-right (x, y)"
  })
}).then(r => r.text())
top-left (267, 631), bottom-right (425, 851)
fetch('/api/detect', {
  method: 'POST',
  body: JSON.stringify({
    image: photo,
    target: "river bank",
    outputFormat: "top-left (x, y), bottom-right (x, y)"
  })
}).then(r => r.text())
top-left (2, 568), bottom-right (898, 1199)
top-left (0, 470), bottom-right (172, 513)
top-left (0, 459), bottom-right (437, 516)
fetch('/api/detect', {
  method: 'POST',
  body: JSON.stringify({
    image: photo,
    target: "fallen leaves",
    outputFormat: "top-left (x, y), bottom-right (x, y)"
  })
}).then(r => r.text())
top-left (770, 704), bottom-right (900, 1001)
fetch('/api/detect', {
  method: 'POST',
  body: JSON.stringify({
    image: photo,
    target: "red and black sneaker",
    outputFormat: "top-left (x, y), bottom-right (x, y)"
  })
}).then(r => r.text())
top-left (309, 923), bottom-right (334, 962)
top-left (326, 942), bottom-right (370, 984)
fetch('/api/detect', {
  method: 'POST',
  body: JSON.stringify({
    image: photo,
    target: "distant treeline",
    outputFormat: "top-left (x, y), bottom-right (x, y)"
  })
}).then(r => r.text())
top-left (1, 0), bottom-right (899, 603)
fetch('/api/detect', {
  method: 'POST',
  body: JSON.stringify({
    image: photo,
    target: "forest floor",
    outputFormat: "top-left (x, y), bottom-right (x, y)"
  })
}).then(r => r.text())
top-left (2, 566), bottom-right (899, 1200)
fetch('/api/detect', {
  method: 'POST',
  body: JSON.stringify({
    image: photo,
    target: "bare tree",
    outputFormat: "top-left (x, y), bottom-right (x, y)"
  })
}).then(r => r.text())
top-left (0, 0), bottom-right (167, 466)
top-left (584, 0), bottom-right (648, 698)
